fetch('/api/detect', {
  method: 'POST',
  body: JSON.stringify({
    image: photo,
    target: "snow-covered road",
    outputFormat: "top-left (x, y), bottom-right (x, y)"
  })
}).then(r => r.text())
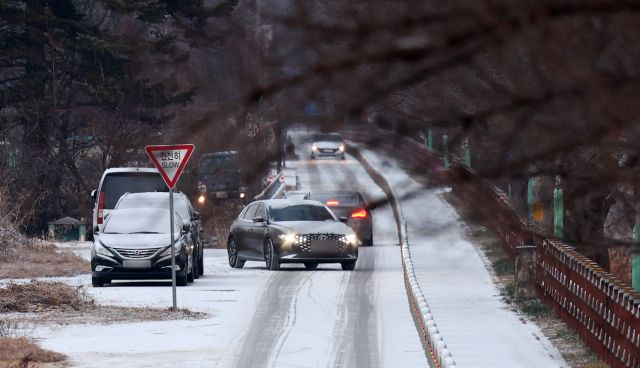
top-left (32, 131), bottom-right (428, 368)
top-left (356, 146), bottom-right (568, 368)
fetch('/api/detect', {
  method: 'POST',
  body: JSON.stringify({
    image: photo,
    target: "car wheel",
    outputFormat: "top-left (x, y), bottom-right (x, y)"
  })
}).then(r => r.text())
top-left (92, 277), bottom-right (106, 287)
top-left (365, 232), bottom-right (373, 246)
top-left (310, 153), bottom-right (315, 159)
top-left (264, 238), bottom-right (280, 271)
top-left (228, 238), bottom-right (245, 269)
top-left (198, 249), bottom-right (204, 276)
top-left (177, 268), bottom-right (188, 286)
top-left (193, 253), bottom-right (200, 279)
top-left (341, 261), bottom-right (356, 271)
top-left (187, 256), bottom-right (195, 283)
top-left (341, 154), bottom-right (346, 160)
top-left (304, 262), bottom-right (318, 270)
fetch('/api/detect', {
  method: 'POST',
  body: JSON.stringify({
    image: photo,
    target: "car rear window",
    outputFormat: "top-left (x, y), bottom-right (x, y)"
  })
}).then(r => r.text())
top-left (313, 134), bottom-right (342, 142)
top-left (116, 197), bottom-right (190, 220)
top-left (101, 173), bottom-right (168, 209)
top-left (199, 154), bottom-right (238, 173)
top-left (103, 210), bottom-right (179, 234)
top-left (242, 204), bottom-right (258, 220)
top-left (308, 193), bottom-right (358, 206)
top-left (270, 205), bottom-right (335, 222)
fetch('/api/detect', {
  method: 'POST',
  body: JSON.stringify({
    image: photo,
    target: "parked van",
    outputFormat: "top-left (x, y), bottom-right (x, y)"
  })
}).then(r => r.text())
top-left (91, 168), bottom-right (168, 233)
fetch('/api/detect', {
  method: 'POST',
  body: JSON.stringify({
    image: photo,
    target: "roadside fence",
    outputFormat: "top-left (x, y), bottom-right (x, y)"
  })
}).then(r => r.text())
top-left (343, 124), bottom-right (640, 368)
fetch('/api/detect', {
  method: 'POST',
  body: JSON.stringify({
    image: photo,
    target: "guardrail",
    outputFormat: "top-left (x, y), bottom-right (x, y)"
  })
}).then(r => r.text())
top-left (343, 125), bottom-right (640, 368)
top-left (448, 163), bottom-right (532, 260)
top-left (348, 143), bottom-right (456, 368)
top-left (253, 172), bottom-right (286, 200)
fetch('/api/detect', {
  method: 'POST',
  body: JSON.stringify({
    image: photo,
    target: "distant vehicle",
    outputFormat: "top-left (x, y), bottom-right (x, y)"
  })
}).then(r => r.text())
top-left (196, 151), bottom-right (247, 204)
top-left (114, 192), bottom-right (204, 278)
top-left (91, 208), bottom-right (196, 287)
top-left (282, 191), bottom-right (310, 200)
top-left (308, 191), bottom-right (373, 246)
top-left (91, 168), bottom-right (168, 233)
top-left (310, 133), bottom-right (345, 160)
top-left (227, 199), bottom-right (359, 270)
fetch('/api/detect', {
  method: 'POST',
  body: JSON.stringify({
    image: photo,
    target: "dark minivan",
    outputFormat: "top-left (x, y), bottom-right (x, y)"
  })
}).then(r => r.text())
top-left (196, 151), bottom-right (247, 202)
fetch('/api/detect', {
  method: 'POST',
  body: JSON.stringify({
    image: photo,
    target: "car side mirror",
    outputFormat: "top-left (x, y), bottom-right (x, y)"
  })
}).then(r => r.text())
top-left (191, 211), bottom-right (200, 221)
top-left (91, 189), bottom-right (97, 200)
top-left (252, 216), bottom-right (265, 223)
top-left (182, 220), bottom-right (191, 234)
top-left (339, 216), bottom-right (349, 223)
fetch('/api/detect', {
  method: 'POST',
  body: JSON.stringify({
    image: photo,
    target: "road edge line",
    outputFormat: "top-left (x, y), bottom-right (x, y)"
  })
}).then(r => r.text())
top-left (347, 143), bottom-right (456, 368)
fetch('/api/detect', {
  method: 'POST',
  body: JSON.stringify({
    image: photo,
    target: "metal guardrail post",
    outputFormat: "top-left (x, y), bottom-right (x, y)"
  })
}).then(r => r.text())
top-left (442, 135), bottom-right (450, 169)
top-left (553, 185), bottom-right (563, 238)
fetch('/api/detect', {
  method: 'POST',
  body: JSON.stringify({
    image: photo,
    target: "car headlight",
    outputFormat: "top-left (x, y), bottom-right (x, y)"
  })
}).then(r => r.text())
top-left (94, 241), bottom-right (113, 257)
top-left (339, 144), bottom-right (345, 152)
top-left (311, 144), bottom-right (318, 151)
top-left (198, 195), bottom-right (206, 204)
top-left (161, 242), bottom-right (183, 257)
top-left (279, 233), bottom-right (297, 245)
top-left (342, 233), bottom-right (358, 245)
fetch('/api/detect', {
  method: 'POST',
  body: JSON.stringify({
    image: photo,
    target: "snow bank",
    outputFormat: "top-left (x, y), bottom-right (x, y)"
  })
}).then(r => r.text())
top-left (348, 144), bottom-right (456, 368)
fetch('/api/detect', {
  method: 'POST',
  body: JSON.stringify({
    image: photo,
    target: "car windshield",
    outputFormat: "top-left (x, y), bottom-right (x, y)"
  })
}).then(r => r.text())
top-left (199, 154), bottom-right (238, 173)
top-left (103, 210), bottom-right (180, 234)
top-left (116, 197), bottom-right (190, 219)
top-left (308, 193), bottom-right (358, 206)
top-left (101, 173), bottom-right (168, 209)
top-left (270, 205), bottom-right (335, 222)
top-left (313, 134), bottom-right (341, 142)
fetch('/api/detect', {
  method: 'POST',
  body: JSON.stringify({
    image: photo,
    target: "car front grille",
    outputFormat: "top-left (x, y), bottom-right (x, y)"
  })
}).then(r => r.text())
top-left (295, 233), bottom-right (347, 252)
top-left (112, 247), bottom-right (161, 259)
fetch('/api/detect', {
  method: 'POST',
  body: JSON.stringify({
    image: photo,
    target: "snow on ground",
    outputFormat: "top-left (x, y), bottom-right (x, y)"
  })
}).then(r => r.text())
top-left (15, 131), bottom-right (428, 368)
top-left (356, 146), bottom-right (567, 368)
top-left (30, 249), bottom-right (271, 368)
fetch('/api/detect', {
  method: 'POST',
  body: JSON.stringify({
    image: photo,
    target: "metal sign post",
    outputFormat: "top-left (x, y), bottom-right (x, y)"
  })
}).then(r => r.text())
top-left (145, 144), bottom-right (195, 310)
top-left (169, 187), bottom-right (176, 309)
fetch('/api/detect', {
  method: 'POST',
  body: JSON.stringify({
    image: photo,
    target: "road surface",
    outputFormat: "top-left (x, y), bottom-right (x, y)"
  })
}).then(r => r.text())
top-left (32, 131), bottom-right (428, 368)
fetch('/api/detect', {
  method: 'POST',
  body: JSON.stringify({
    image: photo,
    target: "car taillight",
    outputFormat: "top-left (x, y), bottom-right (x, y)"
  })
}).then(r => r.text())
top-left (97, 192), bottom-right (105, 224)
top-left (326, 200), bottom-right (340, 206)
top-left (350, 209), bottom-right (368, 218)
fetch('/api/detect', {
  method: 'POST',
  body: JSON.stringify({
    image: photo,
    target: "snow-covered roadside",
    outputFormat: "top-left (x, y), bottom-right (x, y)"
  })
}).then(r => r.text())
top-left (355, 145), bottom-right (567, 368)
top-left (22, 249), bottom-right (271, 368)
top-left (53, 240), bottom-right (92, 260)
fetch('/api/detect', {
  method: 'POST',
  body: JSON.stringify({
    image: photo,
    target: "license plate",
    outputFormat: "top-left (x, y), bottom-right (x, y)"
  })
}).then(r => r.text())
top-left (123, 260), bottom-right (151, 269)
top-left (321, 149), bottom-right (334, 153)
top-left (215, 191), bottom-right (228, 198)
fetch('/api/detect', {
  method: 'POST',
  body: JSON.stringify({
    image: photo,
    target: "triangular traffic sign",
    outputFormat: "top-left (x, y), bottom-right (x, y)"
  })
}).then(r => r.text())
top-left (145, 144), bottom-right (195, 189)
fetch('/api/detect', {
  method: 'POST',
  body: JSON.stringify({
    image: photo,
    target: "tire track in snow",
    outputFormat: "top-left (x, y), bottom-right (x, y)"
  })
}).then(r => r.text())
top-left (233, 271), bottom-right (311, 368)
top-left (327, 158), bottom-right (381, 368)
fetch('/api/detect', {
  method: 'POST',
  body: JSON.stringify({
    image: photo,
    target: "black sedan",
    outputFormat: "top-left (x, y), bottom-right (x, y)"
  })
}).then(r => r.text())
top-left (227, 199), bottom-right (359, 270)
top-left (307, 191), bottom-right (373, 246)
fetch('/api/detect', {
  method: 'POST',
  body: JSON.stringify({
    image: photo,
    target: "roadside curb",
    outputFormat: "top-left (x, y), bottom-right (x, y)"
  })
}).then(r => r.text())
top-left (347, 143), bottom-right (456, 368)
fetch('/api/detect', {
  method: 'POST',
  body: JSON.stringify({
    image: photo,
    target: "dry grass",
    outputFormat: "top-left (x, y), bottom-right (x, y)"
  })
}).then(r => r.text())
top-left (0, 281), bottom-right (94, 313)
top-left (0, 337), bottom-right (66, 368)
top-left (0, 219), bottom-right (88, 279)
top-left (0, 281), bottom-right (207, 324)
top-left (13, 306), bottom-right (207, 326)
top-left (443, 191), bottom-right (607, 368)
top-left (200, 200), bottom-right (244, 248)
